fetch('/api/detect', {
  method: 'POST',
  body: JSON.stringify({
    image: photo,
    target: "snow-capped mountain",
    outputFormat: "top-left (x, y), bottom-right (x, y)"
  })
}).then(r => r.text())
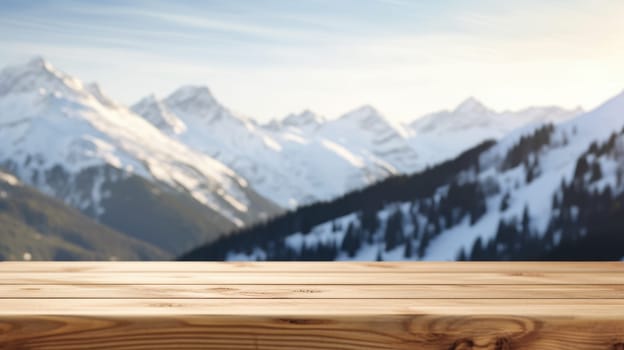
top-left (1, 56), bottom-right (597, 260)
top-left (405, 97), bottom-right (583, 168)
top-left (265, 109), bottom-right (325, 133)
top-left (182, 89), bottom-right (624, 262)
top-left (131, 94), bottom-right (186, 134)
top-left (132, 90), bottom-right (408, 208)
top-left (318, 105), bottom-right (421, 173)
top-left (135, 88), bottom-right (582, 210)
top-left (281, 110), bottom-right (325, 131)
top-left (0, 58), bottom-right (279, 253)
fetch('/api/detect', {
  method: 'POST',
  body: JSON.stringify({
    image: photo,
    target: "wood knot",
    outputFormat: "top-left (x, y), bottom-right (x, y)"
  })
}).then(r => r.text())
top-left (449, 338), bottom-right (474, 350)
top-left (613, 343), bottom-right (624, 350)
top-left (495, 337), bottom-right (511, 350)
top-left (449, 337), bottom-right (511, 350)
top-left (276, 318), bottom-right (327, 325)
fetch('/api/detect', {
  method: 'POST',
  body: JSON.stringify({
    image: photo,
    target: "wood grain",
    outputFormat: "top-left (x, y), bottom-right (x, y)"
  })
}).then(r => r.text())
top-left (2, 315), bottom-right (624, 350)
top-left (2, 271), bottom-right (624, 284)
top-left (1, 262), bottom-right (623, 350)
top-left (3, 298), bottom-right (624, 317)
top-left (1, 261), bottom-right (622, 272)
top-left (1, 284), bottom-right (623, 299)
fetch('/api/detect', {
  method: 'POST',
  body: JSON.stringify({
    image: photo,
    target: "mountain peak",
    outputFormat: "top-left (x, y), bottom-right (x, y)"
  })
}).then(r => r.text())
top-left (85, 82), bottom-right (119, 108)
top-left (0, 57), bottom-right (84, 97)
top-left (161, 84), bottom-right (242, 124)
top-left (353, 104), bottom-right (379, 115)
top-left (22, 56), bottom-right (63, 78)
top-left (339, 105), bottom-right (384, 121)
top-left (166, 85), bottom-right (216, 106)
top-left (132, 93), bottom-right (187, 134)
top-left (453, 97), bottom-right (491, 115)
top-left (134, 93), bottom-right (159, 106)
top-left (26, 56), bottom-right (49, 69)
top-left (332, 104), bottom-right (408, 137)
top-left (282, 109), bottom-right (325, 129)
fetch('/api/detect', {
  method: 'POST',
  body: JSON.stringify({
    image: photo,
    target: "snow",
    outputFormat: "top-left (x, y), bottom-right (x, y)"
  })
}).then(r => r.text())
top-left (406, 97), bottom-right (582, 168)
top-left (132, 91), bottom-right (410, 208)
top-left (423, 90), bottom-right (624, 260)
top-left (319, 139), bottom-right (365, 168)
top-left (279, 109), bottom-right (325, 132)
top-left (220, 89), bottom-right (624, 261)
top-left (3, 56), bottom-right (616, 262)
top-left (0, 58), bottom-right (261, 224)
top-left (129, 75), bottom-right (583, 212)
top-left (0, 170), bottom-right (19, 186)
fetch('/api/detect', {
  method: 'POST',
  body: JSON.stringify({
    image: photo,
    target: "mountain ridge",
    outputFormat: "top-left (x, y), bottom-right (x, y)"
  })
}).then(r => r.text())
top-left (180, 89), bottom-right (624, 261)
top-left (0, 56), bottom-right (594, 260)
top-left (0, 58), bottom-right (280, 254)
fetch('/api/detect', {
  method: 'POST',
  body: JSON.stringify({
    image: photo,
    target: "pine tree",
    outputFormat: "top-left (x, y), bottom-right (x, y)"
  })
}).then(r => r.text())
top-left (411, 212), bottom-right (420, 239)
top-left (332, 220), bottom-right (340, 232)
top-left (457, 247), bottom-right (468, 261)
top-left (588, 141), bottom-right (599, 154)
top-left (522, 205), bottom-right (531, 238)
top-left (552, 191), bottom-right (561, 209)
top-left (376, 249), bottom-right (383, 261)
top-left (500, 192), bottom-right (510, 211)
top-left (562, 132), bottom-right (569, 146)
top-left (360, 207), bottom-right (379, 233)
top-left (340, 223), bottom-right (361, 257)
top-left (574, 156), bottom-right (589, 181)
top-left (590, 162), bottom-right (603, 182)
top-left (418, 231), bottom-right (430, 258)
top-left (470, 237), bottom-right (484, 260)
top-left (469, 184), bottom-right (487, 225)
top-left (403, 239), bottom-right (413, 258)
top-left (384, 209), bottom-right (404, 251)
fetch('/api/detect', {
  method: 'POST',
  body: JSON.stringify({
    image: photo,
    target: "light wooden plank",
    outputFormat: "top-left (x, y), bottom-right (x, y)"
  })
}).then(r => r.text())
top-left (1, 299), bottom-right (624, 317)
top-left (2, 315), bottom-right (624, 350)
top-left (1, 271), bottom-right (623, 284)
top-left (2, 263), bottom-right (624, 349)
top-left (1, 284), bottom-right (623, 299)
top-left (0, 261), bottom-right (621, 273)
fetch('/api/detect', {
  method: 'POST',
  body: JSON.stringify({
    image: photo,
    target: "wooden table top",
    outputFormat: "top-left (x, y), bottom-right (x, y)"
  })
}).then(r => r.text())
top-left (1, 262), bottom-right (624, 349)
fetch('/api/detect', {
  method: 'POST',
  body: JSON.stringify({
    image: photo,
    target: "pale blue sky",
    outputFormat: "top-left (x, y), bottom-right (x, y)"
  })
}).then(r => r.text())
top-left (1, 0), bottom-right (623, 121)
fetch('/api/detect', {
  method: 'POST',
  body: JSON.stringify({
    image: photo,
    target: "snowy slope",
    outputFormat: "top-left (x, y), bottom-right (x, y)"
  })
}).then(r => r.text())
top-left (318, 106), bottom-right (422, 173)
top-left (136, 89), bottom-right (582, 210)
top-left (132, 91), bottom-right (397, 208)
top-left (0, 58), bottom-right (275, 228)
top-left (424, 90), bottom-right (624, 260)
top-left (405, 97), bottom-right (582, 167)
top-left (281, 110), bottom-right (325, 131)
top-left (182, 89), bottom-right (624, 262)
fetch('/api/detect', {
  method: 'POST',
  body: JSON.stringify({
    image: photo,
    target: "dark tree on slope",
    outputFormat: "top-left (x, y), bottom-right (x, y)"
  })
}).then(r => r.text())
top-left (404, 238), bottom-right (413, 258)
top-left (502, 124), bottom-right (554, 171)
top-left (360, 206), bottom-right (380, 233)
top-left (384, 208), bottom-right (405, 251)
top-left (521, 205), bottom-right (531, 238)
top-left (590, 162), bottom-right (603, 182)
top-left (500, 192), bottom-right (510, 211)
top-left (470, 237), bottom-right (484, 260)
top-left (178, 141), bottom-right (497, 261)
top-left (417, 230), bottom-right (430, 258)
top-left (341, 223), bottom-right (362, 258)
top-left (469, 180), bottom-right (624, 261)
top-left (456, 247), bottom-right (468, 261)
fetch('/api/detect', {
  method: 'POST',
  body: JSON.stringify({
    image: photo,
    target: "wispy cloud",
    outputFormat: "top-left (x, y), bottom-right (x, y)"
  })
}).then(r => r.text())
top-left (0, 0), bottom-right (622, 121)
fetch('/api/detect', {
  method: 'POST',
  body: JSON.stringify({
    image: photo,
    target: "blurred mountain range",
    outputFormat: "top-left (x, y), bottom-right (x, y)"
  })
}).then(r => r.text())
top-left (183, 89), bottom-right (624, 261)
top-left (5, 57), bottom-right (617, 261)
